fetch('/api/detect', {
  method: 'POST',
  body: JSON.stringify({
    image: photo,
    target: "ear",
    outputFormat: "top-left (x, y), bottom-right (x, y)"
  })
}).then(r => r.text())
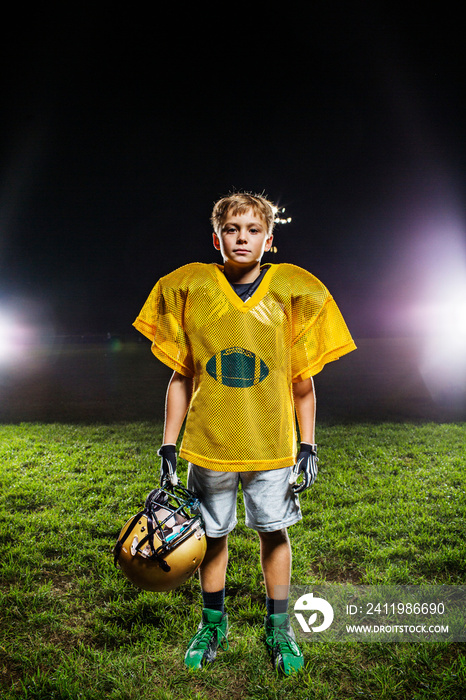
top-left (264, 234), bottom-right (274, 252)
top-left (212, 232), bottom-right (221, 250)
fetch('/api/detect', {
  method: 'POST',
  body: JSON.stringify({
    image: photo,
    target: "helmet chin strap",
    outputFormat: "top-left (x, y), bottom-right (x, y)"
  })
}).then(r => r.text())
top-left (113, 510), bottom-right (142, 568)
top-left (144, 513), bottom-right (172, 571)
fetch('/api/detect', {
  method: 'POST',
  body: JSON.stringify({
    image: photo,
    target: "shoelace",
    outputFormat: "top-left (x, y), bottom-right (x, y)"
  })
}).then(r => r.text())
top-left (267, 623), bottom-right (301, 657)
top-left (192, 622), bottom-right (229, 651)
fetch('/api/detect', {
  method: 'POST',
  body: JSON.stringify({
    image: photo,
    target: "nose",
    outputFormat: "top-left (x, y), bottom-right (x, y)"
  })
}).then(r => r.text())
top-left (236, 227), bottom-right (247, 242)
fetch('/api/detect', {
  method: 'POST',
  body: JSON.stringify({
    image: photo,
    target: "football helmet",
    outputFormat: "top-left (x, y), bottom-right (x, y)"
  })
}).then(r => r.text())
top-left (113, 484), bottom-right (206, 592)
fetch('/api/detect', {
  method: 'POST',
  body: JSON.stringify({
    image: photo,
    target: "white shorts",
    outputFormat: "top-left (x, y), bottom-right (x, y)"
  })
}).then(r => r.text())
top-left (187, 464), bottom-right (302, 537)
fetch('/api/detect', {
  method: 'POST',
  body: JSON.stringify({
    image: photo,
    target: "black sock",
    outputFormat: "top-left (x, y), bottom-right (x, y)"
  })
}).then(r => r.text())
top-left (266, 595), bottom-right (289, 617)
top-left (202, 588), bottom-right (225, 613)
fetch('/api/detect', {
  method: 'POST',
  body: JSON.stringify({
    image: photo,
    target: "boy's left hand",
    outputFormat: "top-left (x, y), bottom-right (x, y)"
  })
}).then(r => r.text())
top-left (289, 443), bottom-right (318, 493)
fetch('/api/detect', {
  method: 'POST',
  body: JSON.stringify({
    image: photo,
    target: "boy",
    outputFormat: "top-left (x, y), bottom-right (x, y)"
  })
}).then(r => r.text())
top-left (133, 192), bottom-right (356, 675)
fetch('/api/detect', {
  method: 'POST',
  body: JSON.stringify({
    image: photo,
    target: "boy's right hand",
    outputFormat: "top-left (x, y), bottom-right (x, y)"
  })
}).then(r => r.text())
top-left (157, 444), bottom-right (179, 488)
top-left (289, 443), bottom-right (318, 493)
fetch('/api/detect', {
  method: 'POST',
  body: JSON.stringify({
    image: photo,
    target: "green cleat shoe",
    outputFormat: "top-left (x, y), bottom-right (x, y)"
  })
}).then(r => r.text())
top-left (264, 613), bottom-right (304, 676)
top-left (184, 608), bottom-right (229, 669)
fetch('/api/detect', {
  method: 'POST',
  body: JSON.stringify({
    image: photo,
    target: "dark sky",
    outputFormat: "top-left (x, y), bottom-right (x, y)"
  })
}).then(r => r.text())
top-left (1, 3), bottom-right (465, 338)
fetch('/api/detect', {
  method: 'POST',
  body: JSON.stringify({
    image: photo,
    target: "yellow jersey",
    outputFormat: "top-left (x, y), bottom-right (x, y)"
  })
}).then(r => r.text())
top-left (134, 262), bottom-right (356, 472)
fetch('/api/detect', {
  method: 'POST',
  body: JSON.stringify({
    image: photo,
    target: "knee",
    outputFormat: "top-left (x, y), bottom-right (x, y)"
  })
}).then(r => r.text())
top-left (205, 534), bottom-right (228, 554)
top-left (258, 528), bottom-right (289, 547)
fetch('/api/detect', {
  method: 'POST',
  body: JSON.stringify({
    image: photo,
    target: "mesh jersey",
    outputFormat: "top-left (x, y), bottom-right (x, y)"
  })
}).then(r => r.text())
top-left (134, 262), bottom-right (356, 472)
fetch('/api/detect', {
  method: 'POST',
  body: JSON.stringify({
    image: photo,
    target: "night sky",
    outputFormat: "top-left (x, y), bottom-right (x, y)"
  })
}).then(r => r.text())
top-left (1, 3), bottom-right (465, 340)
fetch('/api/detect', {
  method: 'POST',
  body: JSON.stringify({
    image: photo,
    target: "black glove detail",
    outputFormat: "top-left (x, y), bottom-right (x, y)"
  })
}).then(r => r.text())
top-left (157, 444), bottom-right (178, 488)
top-left (289, 443), bottom-right (318, 493)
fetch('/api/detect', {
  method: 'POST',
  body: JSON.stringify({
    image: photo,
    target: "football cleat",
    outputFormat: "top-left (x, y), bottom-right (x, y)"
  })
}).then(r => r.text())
top-left (114, 484), bottom-right (206, 592)
top-left (184, 608), bottom-right (229, 669)
top-left (264, 613), bottom-right (304, 675)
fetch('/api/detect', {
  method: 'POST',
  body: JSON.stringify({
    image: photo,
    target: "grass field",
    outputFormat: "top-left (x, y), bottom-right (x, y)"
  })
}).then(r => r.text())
top-left (0, 420), bottom-right (465, 699)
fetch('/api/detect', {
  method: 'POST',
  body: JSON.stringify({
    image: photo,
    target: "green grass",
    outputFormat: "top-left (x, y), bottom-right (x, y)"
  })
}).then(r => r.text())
top-left (0, 421), bottom-right (465, 699)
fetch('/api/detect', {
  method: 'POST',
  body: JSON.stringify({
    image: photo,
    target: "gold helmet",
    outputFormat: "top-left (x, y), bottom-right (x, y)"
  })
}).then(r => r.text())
top-left (113, 485), bottom-right (206, 592)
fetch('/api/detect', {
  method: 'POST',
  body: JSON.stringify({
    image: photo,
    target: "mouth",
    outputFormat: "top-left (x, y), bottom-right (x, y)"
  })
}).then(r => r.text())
top-left (233, 249), bottom-right (250, 254)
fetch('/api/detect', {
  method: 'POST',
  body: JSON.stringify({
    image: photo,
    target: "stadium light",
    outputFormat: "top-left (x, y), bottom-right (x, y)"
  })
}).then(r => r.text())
top-left (414, 225), bottom-right (466, 409)
top-left (0, 309), bottom-right (20, 361)
top-left (0, 302), bottom-right (44, 366)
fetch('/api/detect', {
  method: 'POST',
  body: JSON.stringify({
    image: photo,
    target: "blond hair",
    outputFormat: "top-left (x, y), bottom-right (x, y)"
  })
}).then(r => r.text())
top-left (211, 191), bottom-right (276, 236)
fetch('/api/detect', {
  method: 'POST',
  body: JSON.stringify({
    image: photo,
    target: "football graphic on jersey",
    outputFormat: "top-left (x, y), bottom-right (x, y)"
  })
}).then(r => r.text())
top-left (206, 347), bottom-right (269, 388)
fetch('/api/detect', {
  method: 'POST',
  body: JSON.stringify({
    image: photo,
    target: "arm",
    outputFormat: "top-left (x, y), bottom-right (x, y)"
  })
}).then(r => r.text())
top-left (163, 370), bottom-right (194, 444)
top-left (290, 377), bottom-right (318, 493)
top-left (158, 371), bottom-right (193, 487)
top-left (292, 377), bottom-right (316, 444)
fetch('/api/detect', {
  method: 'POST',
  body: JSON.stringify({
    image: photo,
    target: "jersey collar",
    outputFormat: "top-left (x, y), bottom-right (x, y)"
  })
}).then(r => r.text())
top-left (213, 263), bottom-right (277, 311)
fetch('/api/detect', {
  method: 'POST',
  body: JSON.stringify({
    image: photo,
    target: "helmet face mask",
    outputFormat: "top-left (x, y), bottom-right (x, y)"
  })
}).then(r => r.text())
top-left (114, 485), bottom-right (206, 592)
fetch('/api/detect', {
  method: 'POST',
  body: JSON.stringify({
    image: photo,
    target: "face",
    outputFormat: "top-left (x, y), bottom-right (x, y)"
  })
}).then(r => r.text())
top-left (213, 209), bottom-right (273, 268)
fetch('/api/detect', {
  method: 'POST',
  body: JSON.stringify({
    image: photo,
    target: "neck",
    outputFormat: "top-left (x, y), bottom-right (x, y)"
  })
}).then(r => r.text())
top-left (223, 261), bottom-right (262, 284)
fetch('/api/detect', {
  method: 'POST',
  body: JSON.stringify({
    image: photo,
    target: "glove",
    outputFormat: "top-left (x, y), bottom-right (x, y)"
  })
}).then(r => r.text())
top-left (289, 443), bottom-right (318, 493)
top-left (157, 444), bottom-right (178, 488)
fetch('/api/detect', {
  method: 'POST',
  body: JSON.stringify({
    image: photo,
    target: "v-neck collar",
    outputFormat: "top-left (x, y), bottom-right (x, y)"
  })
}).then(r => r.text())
top-left (213, 263), bottom-right (277, 311)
